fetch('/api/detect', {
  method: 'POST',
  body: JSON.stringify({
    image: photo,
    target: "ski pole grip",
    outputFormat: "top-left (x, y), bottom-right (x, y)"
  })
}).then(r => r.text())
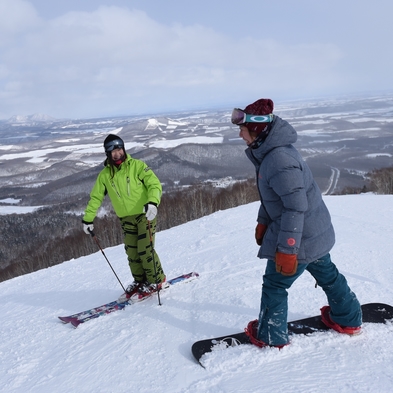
top-left (88, 228), bottom-right (95, 237)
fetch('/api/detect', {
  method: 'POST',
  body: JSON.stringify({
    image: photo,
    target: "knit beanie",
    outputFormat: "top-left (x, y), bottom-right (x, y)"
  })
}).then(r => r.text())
top-left (243, 98), bottom-right (274, 138)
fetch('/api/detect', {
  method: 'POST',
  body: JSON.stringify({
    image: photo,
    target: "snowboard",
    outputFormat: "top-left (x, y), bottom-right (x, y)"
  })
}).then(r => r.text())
top-left (191, 302), bottom-right (393, 366)
top-left (59, 272), bottom-right (199, 327)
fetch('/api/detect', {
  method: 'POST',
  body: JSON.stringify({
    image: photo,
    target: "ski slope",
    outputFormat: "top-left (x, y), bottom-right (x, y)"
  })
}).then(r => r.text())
top-left (1, 194), bottom-right (393, 392)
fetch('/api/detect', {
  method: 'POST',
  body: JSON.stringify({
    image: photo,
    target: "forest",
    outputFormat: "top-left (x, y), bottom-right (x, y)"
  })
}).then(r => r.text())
top-left (0, 179), bottom-right (259, 282)
top-left (1, 165), bottom-right (392, 283)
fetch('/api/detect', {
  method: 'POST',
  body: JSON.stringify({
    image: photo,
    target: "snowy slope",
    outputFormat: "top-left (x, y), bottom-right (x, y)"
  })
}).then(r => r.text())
top-left (1, 194), bottom-right (393, 393)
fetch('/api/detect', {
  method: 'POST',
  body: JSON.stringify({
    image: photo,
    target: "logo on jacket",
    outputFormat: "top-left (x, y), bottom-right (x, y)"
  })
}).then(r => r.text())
top-left (287, 238), bottom-right (296, 246)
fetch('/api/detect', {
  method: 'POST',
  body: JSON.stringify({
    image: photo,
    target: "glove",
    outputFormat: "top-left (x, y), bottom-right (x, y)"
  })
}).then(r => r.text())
top-left (255, 223), bottom-right (267, 246)
top-left (275, 252), bottom-right (298, 276)
top-left (82, 220), bottom-right (94, 235)
top-left (144, 203), bottom-right (158, 221)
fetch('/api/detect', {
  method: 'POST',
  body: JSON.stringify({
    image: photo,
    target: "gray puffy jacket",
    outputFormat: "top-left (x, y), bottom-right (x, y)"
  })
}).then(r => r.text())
top-left (245, 116), bottom-right (335, 263)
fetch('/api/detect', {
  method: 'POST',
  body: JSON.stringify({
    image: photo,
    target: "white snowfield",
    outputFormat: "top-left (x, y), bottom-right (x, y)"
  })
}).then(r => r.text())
top-left (1, 194), bottom-right (393, 393)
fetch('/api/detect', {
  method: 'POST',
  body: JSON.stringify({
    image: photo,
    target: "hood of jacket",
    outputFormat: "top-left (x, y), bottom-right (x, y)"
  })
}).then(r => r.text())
top-left (245, 116), bottom-right (297, 165)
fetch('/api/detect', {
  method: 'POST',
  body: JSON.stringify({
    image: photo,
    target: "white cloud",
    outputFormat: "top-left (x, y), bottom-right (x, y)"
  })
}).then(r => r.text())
top-left (0, 2), bottom-right (391, 119)
top-left (0, 0), bottom-right (41, 37)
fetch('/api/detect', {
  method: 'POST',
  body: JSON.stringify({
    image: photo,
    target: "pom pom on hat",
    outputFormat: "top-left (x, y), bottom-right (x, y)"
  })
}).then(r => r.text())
top-left (244, 98), bottom-right (274, 136)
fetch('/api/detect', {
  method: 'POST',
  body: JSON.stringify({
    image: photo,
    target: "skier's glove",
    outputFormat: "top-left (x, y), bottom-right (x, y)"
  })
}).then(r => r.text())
top-left (255, 223), bottom-right (267, 246)
top-left (144, 203), bottom-right (158, 221)
top-left (275, 252), bottom-right (298, 276)
top-left (82, 220), bottom-right (94, 235)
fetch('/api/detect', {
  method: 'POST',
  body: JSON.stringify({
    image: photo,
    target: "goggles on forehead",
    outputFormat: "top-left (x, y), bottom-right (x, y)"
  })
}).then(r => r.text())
top-left (231, 108), bottom-right (274, 125)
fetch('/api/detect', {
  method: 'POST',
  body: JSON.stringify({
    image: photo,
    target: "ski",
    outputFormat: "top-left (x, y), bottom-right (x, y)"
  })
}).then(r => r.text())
top-left (191, 302), bottom-right (393, 367)
top-left (59, 272), bottom-right (199, 327)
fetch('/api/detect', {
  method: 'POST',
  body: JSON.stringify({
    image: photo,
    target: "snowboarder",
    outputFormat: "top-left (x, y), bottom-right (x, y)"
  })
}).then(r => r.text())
top-left (232, 98), bottom-right (362, 348)
top-left (82, 134), bottom-right (167, 302)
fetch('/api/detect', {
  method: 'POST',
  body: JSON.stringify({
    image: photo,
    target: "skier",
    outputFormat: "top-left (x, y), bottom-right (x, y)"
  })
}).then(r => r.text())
top-left (82, 134), bottom-right (167, 302)
top-left (232, 98), bottom-right (362, 348)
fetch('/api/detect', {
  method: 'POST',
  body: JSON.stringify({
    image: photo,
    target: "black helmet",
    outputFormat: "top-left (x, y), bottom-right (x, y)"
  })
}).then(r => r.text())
top-left (104, 134), bottom-right (124, 153)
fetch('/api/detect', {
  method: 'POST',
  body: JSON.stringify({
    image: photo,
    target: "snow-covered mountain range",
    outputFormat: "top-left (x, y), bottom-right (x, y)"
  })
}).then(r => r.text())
top-left (6, 113), bottom-right (56, 124)
top-left (0, 94), bottom-right (393, 208)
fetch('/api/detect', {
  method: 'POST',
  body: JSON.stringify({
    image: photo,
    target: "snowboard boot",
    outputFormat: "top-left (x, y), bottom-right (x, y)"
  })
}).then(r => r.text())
top-left (320, 306), bottom-right (362, 335)
top-left (244, 320), bottom-right (288, 349)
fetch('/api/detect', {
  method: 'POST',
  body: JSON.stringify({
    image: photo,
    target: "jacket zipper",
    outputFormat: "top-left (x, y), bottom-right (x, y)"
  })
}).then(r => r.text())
top-left (127, 176), bottom-right (130, 196)
top-left (111, 181), bottom-right (121, 198)
top-left (256, 168), bottom-right (270, 221)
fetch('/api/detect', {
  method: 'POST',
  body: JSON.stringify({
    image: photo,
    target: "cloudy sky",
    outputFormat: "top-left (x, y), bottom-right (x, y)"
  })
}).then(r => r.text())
top-left (1, 0), bottom-right (392, 120)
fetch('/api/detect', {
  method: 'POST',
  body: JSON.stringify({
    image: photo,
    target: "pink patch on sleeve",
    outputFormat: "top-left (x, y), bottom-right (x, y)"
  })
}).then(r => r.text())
top-left (287, 238), bottom-right (296, 246)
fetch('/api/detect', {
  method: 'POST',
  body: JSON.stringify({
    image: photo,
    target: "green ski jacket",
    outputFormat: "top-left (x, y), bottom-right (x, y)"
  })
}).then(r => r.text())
top-left (83, 154), bottom-right (162, 222)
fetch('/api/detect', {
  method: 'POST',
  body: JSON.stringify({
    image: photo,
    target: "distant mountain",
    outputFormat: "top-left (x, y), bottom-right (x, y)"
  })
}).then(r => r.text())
top-left (7, 113), bottom-right (56, 123)
top-left (1, 94), bottom-right (393, 208)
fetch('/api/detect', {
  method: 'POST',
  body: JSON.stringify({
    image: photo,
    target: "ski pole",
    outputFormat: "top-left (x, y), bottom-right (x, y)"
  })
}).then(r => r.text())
top-left (147, 220), bottom-right (162, 306)
top-left (88, 229), bottom-right (126, 292)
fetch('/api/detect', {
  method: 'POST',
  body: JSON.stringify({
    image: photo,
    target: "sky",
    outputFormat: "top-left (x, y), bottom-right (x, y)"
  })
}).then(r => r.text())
top-left (1, 195), bottom-right (393, 392)
top-left (1, 0), bottom-right (393, 120)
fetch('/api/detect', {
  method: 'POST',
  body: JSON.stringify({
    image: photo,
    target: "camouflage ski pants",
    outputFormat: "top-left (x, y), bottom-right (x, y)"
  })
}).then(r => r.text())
top-left (120, 214), bottom-right (165, 284)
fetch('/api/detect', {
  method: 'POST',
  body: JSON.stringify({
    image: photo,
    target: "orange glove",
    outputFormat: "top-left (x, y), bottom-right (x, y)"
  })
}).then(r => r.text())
top-left (275, 252), bottom-right (298, 276)
top-left (255, 224), bottom-right (267, 246)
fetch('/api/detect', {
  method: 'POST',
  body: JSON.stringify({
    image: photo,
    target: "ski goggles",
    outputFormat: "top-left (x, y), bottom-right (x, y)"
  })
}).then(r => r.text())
top-left (104, 138), bottom-right (124, 153)
top-left (231, 108), bottom-right (274, 125)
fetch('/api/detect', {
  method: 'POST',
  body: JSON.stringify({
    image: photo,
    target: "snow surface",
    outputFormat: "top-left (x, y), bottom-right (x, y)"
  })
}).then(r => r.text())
top-left (0, 205), bottom-right (43, 215)
top-left (0, 198), bottom-right (44, 215)
top-left (0, 135), bottom-right (225, 167)
top-left (149, 136), bottom-right (224, 149)
top-left (1, 194), bottom-right (393, 393)
top-left (0, 198), bottom-right (20, 204)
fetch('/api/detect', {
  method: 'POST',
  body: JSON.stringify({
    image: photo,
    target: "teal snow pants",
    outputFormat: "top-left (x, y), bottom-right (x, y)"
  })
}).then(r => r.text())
top-left (257, 253), bottom-right (362, 346)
